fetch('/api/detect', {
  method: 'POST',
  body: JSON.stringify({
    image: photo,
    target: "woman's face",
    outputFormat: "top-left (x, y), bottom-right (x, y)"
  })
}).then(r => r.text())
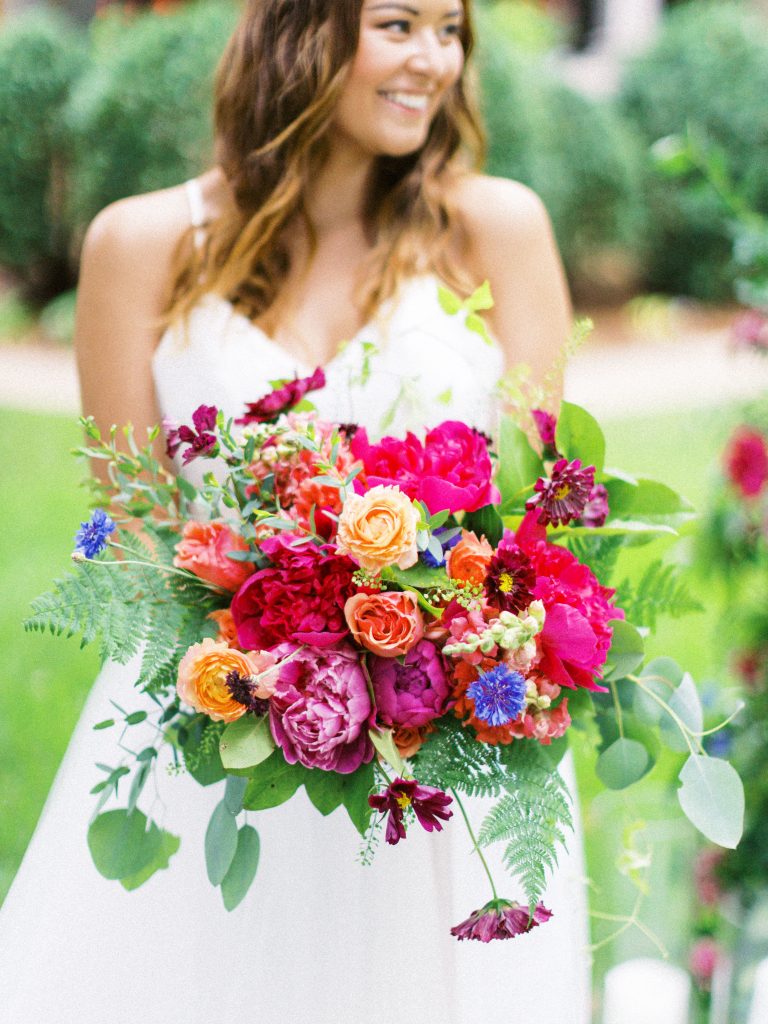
top-left (333, 0), bottom-right (466, 159)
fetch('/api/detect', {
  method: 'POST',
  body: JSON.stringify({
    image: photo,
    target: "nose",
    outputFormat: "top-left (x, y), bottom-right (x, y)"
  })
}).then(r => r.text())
top-left (404, 27), bottom-right (450, 79)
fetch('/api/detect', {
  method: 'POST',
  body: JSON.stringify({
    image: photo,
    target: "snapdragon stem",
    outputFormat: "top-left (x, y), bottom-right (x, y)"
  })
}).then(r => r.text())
top-left (451, 788), bottom-right (498, 900)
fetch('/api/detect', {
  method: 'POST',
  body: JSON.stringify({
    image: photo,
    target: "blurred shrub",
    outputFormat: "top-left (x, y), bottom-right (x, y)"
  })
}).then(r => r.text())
top-left (479, 0), bottom-right (568, 54)
top-left (65, 1), bottom-right (237, 242)
top-left (619, 1), bottom-right (768, 300)
top-left (476, 13), bottom-right (649, 300)
top-left (0, 10), bottom-right (88, 302)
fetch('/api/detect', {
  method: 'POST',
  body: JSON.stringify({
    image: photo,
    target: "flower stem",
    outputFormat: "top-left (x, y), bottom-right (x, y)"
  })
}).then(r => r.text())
top-left (451, 788), bottom-right (498, 900)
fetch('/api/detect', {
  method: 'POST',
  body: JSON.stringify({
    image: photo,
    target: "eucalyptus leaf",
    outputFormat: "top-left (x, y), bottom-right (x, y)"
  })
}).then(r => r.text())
top-left (596, 738), bottom-right (650, 790)
top-left (221, 825), bottom-right (261, 911)
top-left (127, 760), bottom-right (151, 815)
top-left (604, 621), bottom-right (645, 681)
top-left (303, 763), bottom-right (374, 836)
top-left (384, 563), bottom-right (447, 590)
top-left (661, 673), bottom-right (703, 753)
top-left (242, 751), bottom-right (306, 811)
top-left (220, 715), bottom-right (275, 771)
top-left (555, 402), bottom-right (605, 476)
top-left (369, 727), bottom-right (405, 776)
top-left (120, 829), bottom-right (180, 892)
top-left (224, 774), bottom-right (249, 815)
top-left (205, 799), bottom-right (238, 886)
top-left (635, 657), bottom-right (684, 726)
top-left (88, 809), bottom-right (162, 881)
top-left (677, 755), bottom-right (745, 848)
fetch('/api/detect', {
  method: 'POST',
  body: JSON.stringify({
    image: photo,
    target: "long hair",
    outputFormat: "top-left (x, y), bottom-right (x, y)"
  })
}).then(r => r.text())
top-left (166, 0), bottom-right (486, 326)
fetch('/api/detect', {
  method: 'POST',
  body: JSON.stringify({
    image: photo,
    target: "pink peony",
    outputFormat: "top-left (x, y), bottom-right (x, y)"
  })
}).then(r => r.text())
top-left (268, 642), bottom-right (374, 773)
top-left (350, 428), bottom-right (424, 499)
top-left (231, 534), bottom-right (356, 650)
top-left (420, 420), bottom-right (500, 514)
top-left (370, 639), bottom-right (451, 727)
top-left (724, 426), bottom-right (768, 499)
top-left (173, 521), bottom-right (253, 592)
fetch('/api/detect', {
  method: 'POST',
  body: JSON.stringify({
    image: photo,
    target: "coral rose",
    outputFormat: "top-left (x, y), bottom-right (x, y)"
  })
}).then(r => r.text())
top-left (176, 638), bottom-right (277, 722)
top-left (446, 530), bottom-right (494, 587)
top-left (174, 521), bottom-right (252, 591)
top-left (344, 591), bottom-right (424, 657)
top-left (336, 485), bottom-right (419, 574)
top-left (393, 723), bottom-right (435, 759)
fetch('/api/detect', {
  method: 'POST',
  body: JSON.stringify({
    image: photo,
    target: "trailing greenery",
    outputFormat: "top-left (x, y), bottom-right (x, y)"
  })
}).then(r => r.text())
top-left (615, 560), bottom-right (703, 632)
top-left (413, 717), bottom-right (508, 797)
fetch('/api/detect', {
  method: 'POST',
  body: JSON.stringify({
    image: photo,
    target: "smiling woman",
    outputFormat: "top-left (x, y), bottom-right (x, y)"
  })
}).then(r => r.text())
top-left (0, 1), bottom-right (585, 1022)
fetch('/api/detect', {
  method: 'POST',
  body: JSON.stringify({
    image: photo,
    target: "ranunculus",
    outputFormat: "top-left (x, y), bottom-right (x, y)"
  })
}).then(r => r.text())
top-left (446, 529), bottom-right (494, 587)
top-left (420, 420), bottom-right (500, 514)
top-left (268, 642), bottom-right (374, 773)
top-left (174, 521), bottom-right (253, 591)
top-left (336, 485), bottom-right (419, 573)
top-left (237, 367), bottom-right (326, 424)
top-left (350, 427), bottom-right (424, 499)
top-left (176, 638), bottom-right (276, 722)
top-left (344, 591), bottom-right (423, 657)
top-left (232, 534), bottom-right (356, 650)
top-left (724, 426), bottom-right (768, 498)
top-left (370, 639), bottom-right (451, 727)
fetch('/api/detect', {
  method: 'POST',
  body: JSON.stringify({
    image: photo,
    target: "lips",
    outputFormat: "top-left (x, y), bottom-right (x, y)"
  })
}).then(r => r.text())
top-left (379, 90), bottom-right (431, 113)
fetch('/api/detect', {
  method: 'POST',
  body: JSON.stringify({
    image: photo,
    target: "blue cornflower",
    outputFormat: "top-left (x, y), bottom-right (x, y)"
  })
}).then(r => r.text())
top-left (466, 664), bottom-right (527, 727)
top-left (421, 526), bottom-right (461, 568)
top-left (73, 508), bottom-right (115, 559)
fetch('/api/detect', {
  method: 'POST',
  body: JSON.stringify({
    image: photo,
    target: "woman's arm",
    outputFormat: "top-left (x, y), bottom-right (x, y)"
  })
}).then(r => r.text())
top-left (452, 174), bottom-right (572, 386)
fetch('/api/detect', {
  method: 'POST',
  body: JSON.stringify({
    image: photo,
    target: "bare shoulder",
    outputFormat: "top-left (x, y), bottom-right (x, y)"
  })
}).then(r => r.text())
top-left (450, 173), bottom-right (554, 263)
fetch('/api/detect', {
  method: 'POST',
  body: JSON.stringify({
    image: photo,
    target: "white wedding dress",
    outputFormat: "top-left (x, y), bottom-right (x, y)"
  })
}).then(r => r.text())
top-left (0, 180), bottom-right (592, 1024)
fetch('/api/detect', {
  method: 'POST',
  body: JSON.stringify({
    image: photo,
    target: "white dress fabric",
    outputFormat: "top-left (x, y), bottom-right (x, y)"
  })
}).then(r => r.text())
top-left (0, 181), bottom-right (592, 1024)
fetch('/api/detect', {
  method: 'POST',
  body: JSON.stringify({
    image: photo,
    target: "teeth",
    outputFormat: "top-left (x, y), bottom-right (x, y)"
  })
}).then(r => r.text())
top-left (382, 92), bottom-right (429, 111)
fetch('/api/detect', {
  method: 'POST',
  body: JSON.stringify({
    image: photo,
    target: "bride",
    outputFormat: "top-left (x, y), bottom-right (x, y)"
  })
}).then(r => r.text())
top-left (0, 0), bottom-right (591, 1020)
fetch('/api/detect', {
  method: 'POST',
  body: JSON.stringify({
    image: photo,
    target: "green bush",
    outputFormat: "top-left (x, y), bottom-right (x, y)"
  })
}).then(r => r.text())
top-left (619, 1), bottom-right (768, 300)
top-left (0, 9), bottom-right (88, 302)
top-left (65, 2), bottom-right (237, 240)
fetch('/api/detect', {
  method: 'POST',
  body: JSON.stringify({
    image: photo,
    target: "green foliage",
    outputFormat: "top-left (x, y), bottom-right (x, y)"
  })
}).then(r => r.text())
top-left (87, 808), bottom-right (178, 885)
top-left (619, 1), bottom-right (768, 299)
top-left (565, 535), bottom-right (623, 584)
top-left (0, 9), bottom-right (88, 300)
top-left (181, 717), bottom-right (226, 786)
top-left (221, 825), bottom-right (260, 911)
top-left (65, 2), bottom-right (237, 235)
top-left (413, 717), bottom-right (508, 797)
top-left (479, 743), bottom-right (573, 909)
top-left (616, 560), bottom-right (703, 632)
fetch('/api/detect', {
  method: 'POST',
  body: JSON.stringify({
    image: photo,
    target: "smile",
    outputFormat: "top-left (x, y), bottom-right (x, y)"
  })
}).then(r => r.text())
top-left (379, 91), bottom-right (430, 113)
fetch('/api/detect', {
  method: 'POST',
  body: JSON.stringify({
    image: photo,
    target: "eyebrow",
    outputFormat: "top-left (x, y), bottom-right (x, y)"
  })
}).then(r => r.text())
top-left (366, 3), bottom-right (463, 17)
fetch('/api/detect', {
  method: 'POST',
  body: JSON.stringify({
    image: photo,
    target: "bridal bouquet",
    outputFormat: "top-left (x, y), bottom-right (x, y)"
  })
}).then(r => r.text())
top-left (28, 366), bottom-right (744, 940)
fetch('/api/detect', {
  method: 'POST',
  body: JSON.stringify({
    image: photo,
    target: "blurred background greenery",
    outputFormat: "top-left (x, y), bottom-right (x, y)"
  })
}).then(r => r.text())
top-left (2, 0), bottom-right (768, 1020)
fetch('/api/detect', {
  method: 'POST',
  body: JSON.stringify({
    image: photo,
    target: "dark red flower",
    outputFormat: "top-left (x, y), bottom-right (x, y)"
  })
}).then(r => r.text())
top-left (724, 426), bottom-right (768, 499)
top-left (237, 367), bottom-right (326, 425)
top-left (526, 458), bottom-right (596, 527)
top-left (451, 899), bottom-right (552, 941)
top-left (368, 777), bottom-right (453, 845)
top-left (580, 483), bottom-right (610, 528)
top-left (165, 404), bottom-right (219, 464)
top-left (485, 537), bottom-right (537, 614)
top-left (532, 408), bottom-right (557, 447)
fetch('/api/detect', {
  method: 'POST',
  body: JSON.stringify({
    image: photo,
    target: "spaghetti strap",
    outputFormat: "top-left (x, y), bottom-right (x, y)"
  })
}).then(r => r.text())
top-left (184, 178), bottom-right (207, 250)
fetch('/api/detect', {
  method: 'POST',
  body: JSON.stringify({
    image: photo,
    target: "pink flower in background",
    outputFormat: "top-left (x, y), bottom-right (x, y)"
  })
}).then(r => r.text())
top-left (232, 534), bottom-right (356, 650)
top-left (532, 408), bottom-right (557, 447)
top-left (420, 420), bottom-right (500, 514)
top-left (237, 367), bottom-right (326, 424)
top-left (694, 848), bottom-right (725, 907)
top-left (165, 404), bottom-right (218, 464)
top-left (370, 639), bottom-right (451, 727)
top-left (269, 642), bottom-right (374, 773)
top-left (350, 428), bottom-right (424, 499)
top-left (580, 483), bottom-right (610, 528)
top-left (174, 521), bottom-right (253, 591)
top-left (724, 426), bottom-right (768, 498)
top-left (731, 310), bottom-right (768, 353)
top-left (689, 937), bottom-right (721, 989)
top-left (451, 899), bottom-right (552, 942)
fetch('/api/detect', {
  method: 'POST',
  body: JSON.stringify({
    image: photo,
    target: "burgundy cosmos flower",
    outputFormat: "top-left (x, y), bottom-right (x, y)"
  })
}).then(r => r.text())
top-left (165, 405), bottom-right (219, 464)
top-left (580, 483), bottom-right (610, 528)
top-left (237, 367), bottom-right (326, 425)
top-left (451, 899), bottom-right (552, 942)
top-left (485, 538), bottom-right (537, 614)
top-left (368, 777), bottom-right (453, 845)
top-left (526, 458), bottom-right (596, 528)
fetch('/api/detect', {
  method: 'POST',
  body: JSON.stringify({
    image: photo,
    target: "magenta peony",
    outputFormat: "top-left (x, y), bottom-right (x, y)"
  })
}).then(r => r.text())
top-left (370, 639), bottom-right (451, 728)
top-left (350, 427), bottom-right (424, 499)
top-left (268, 642), bottom-right (374, 773)
top-left (231, 534), bottom-right (356, 650)
top-left (420, 420), bottom-right (500, 514)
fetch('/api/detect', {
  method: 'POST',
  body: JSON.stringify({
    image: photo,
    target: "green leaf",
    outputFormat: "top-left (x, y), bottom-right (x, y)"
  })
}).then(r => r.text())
top-left (242, 751), bottom-right (306, 811)
top-left (87, 809), bottom-right (162, 880)
top-left (496, 416), bottom-right (543, 511)
top-left (384, 563), bottom-right (447, 590)
top-left (466, 279), bottom-right (494, 312)
top-left (120, 829), bottom-right (180, 891)
top-left (607, 478), bottom-right (693, 519)
top-left (182, 717), bottom-right (227, 787)
top-left (124, 710), bottom-right (148, 725)
top-left (604, 620), bottom-right (645, 681)
top-left (220, 715), bottom-right (275, 771)
top-left (369, 727), bottom-right (405, 775)
top-left (464, 504), bottom-right (504, 547)
top-left (635, 657), bottom-right (684, 726)
top-left (221, 825), bottom-right (261, 911)
top-left (437, 285), bottom-right (463, 315)
top-left (596, 738), bottom-right (650, 790)
top-left (127, 760), bottom-right (151, 815)
top-left (224, 774), bottom-right (249, 815)
top-left (661, 672), bottom-right (703, 753)
top-left (677, 755), bottom-right (745, 848)
top-left (555, 402), bottom-right (605, 475)
top-left (93, 719), bottom-right (115, 731)
top-left (465, 313), bottom-right (493, 346)
top-left (205, 799), bottom-right (238, 886)
top-left (303, 763), bottom-right (375, 836)
top-left (177, 476), bottom-right (198, 503)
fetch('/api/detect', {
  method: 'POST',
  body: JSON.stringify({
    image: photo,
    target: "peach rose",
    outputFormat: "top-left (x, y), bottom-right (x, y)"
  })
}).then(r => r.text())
top-left (176, 638), bottom-right (278, 722)
top-left (446, 529), bottom-right (494, 587)
top-left (393, 722), bottom-right (436, 759)
top-left (207, 608), bottom-right (239, 648)
top-left (336, 485), bottom-right (419, 574)
top-left (174, 521), bottom-right (253, 591)
top-left (344, 591), bottom-right (424, 657)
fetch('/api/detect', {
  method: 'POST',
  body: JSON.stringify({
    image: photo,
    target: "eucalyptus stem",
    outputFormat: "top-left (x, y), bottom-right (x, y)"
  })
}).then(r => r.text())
top-left (451, 788), bottom-right (498, 900)
top-left (628, 675), bottom-right (702, 756)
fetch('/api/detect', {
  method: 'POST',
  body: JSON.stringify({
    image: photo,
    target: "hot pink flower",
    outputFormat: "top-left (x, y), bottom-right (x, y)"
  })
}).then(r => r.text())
top-left (173, 521), bottom-right (253, 591)
top-left (724, 426), bottom-right (768, 498)
top-left (451, 899), bottom-right (552, 942)
top-left (420, 420), bottom-right (500, 514)
top-left (689, 937), bottom-right (721, 988)
top-left (368, 777), bottom-right (453, 844)
top-left (237, 367), bottom-right (326, 424)
top-left (268, 642), bottom-right (374, 773)
top-left (370, 639), bottom-right (451, 728)
top-left (231, 534), bottom-right (356, 650)
top-left (350, 428), bottom-right (424, 499)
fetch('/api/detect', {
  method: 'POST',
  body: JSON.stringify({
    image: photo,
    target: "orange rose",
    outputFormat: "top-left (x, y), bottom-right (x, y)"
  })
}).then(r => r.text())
top-left (174, 521), bottom-right (253, 592)
top-left (336, 485), bottom-right (418, 574)
top-left (446, 529), bottom-right (493, 587)
top-left (207, 608), bottom-right (239, 647)
top-left (393, 723), bottom-right (435, 759)
top-left (344, 591), bottom-right (424, 657)
top-left (176, 638), bottom-right (278, 722)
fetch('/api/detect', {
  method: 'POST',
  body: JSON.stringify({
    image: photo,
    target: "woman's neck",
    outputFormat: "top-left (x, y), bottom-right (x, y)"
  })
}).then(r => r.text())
top-left (304, 135), bottom-right (374, 233)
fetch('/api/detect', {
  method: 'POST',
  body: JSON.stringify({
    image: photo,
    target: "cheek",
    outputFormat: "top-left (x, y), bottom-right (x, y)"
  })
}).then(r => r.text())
top-left (347, 29), bottom-right (400, 93)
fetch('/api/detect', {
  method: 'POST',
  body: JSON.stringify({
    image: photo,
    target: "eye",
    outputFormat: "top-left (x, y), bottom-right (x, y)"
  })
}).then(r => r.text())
top-left (378, 19), bottom-right (411, 34)
top-left (440, 23), bottom-right (462, 37)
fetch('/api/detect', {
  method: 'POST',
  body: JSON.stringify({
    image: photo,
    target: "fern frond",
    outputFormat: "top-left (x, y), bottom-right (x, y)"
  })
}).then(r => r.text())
top-left (413, 717), bottom-right (508, 797)
top-left (616, 560), bottom-right (703, 630)
top-left (137, 602), bottom-right (188, 693)
top-left (565, 535), bottom-right (623, 584)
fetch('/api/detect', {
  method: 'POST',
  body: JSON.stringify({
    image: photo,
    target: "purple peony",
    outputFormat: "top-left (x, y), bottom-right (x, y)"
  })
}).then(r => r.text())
top-left (451, 899), bottom-right (552, 942)
top-left (370, 640), bottom-right (451, 728)
top-left (268, 642), bottom-right (374, 773)
top-left (420, 420), bottom-right (500, 514)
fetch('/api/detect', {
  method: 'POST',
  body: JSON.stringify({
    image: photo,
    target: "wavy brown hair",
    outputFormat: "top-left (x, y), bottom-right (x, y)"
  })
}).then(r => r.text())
top-left (166, 0), bottom-right (486, 327)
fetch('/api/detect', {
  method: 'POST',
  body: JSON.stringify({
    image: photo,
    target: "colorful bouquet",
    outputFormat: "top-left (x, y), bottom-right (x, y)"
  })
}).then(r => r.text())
top-left (28, 367), bottom-right (744, 940)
